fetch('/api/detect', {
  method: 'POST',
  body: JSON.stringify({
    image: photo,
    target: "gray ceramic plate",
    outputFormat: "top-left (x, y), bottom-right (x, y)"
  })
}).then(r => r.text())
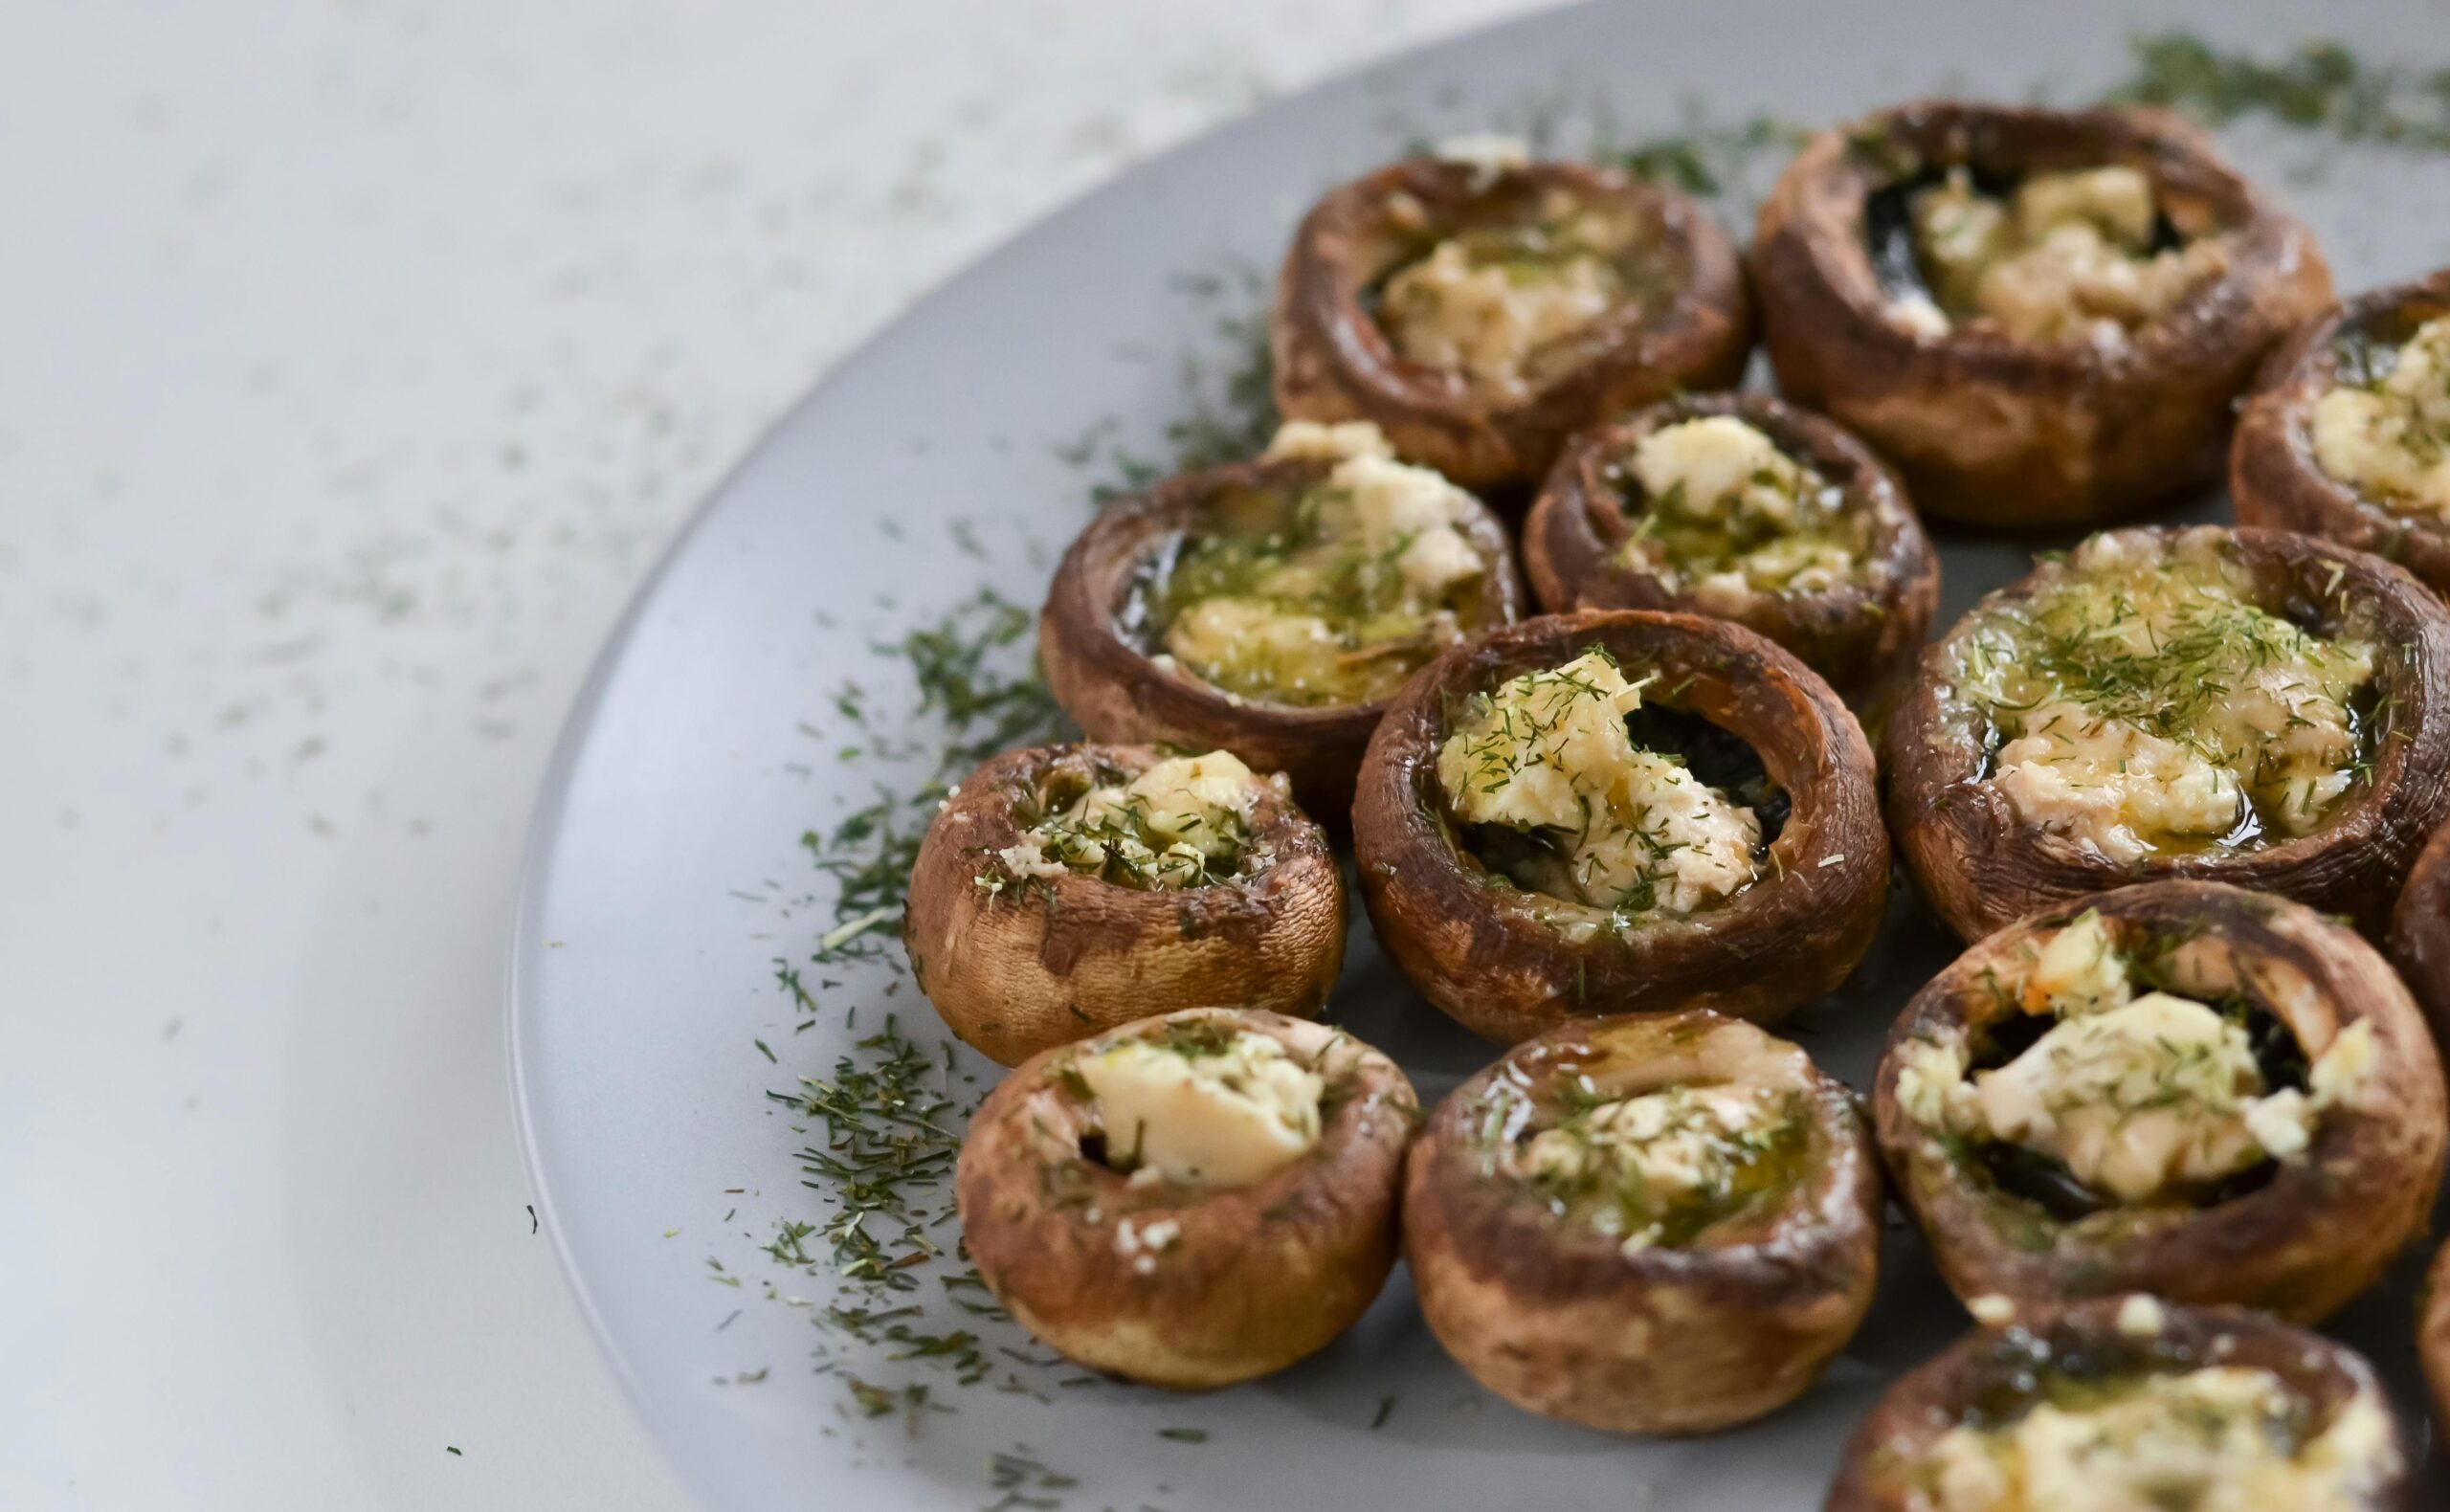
top-left (510, 2), bottom-right (2450, 1506)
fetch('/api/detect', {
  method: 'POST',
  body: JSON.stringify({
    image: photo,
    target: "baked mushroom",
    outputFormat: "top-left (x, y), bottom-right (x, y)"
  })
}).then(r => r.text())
top-left (1826, 1297), bottom-right (2408, 1512)
top-left (904, 744), bottom-right (1343, 1066)
top-left (1039, 420), bottom-right (1522, 821)
top-left (955, 1007), bottom-right (1416, 1389)
top-left (1874, 881), bottom-right (2445, 1324)
top-left (2235, 269), bottom-right (2450, 597)
top-left (1753, 101), bottom-right (2332, 529)
top-left (1404, 1010), bottom-right (1881, 1434)
top-left (1520, 390), bottom-right (1938, 720)
top-left (1350, 609), bottom-right (1886, 1043)
top-left (2390, 819), bottom-right (2450, 1048)
top-left (1272, 140), bottom-right (1751, 495)
top-left (1886, 524), bottom-right (2450, 942)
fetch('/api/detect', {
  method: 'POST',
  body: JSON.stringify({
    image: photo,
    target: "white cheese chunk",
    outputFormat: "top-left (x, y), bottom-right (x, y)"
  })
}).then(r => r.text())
top-left (1921, 1367), bottom-right (2393, 1512)
top-left (1906, 165), bottom-right (2225, 347)
top-left (1514, 1083), bottom-right (1784, 1251)
top-left (1434, 131), bottom-right (1531, 179)
top-left (1333, 452), bottom-right (1485, 597)
top-left (2114, 1294), bottom-right (2167, 1339)
top-left (999, 750), bottom-right (1263, 890)
top-left (1077, 1031), bottom-right (1323, 1188)
top-left (1991, 704), bottom-right (2244, 865)
top-left (1382, 236), bottom-right (1618, 397)
top-left (2023, 909), bottom-right (2130, 1017)
top-left (1260, 418), bottom-right (1394, 465)
top-left (1633, 415), bottom-right (1805, 530)
top-left (1435, 651), bottom-right (1761, 916)
top-left (1971, 990), bottom-right (2285, 1202)
top-left (2310, 315), bottom-right (2450, 517)
top-left (1565, 749), bottom-right (1761, 915)
top-left (1437, 651), bottom-right (1649, 833)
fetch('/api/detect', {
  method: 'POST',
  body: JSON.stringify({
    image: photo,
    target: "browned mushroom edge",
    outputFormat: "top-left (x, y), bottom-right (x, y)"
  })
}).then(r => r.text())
top-left (904, 743), bottom-right (1345, 1067)
top-left (1871, 880), bottom-right (2445, 1325)
top-left (1350, 609), bottom-right (1886, 1044)
top-left (2390, 820), bottom-right (2450, 1052)
top-left (1521, 390), bottom-right (1939, 721)
top-left (2235, 269), bottom-right (2450, 596)
top-left (953, 1008), bottom-right (1417, 1389)
top-left (1038, 455), bottom-right (1523, 824)
top-left (1402, 1010), bottom-right (1881, 1434)
top-left (1825, 1299), bottom-right (2407, 1512)
top-left (1884, 524), bottom-right (2450, 943)
top-left (2419, 1236), bottom-right (2450, 1450)
top-left (1272, 156), bottom-right (1753, 496)
top-left (1752, 100), bottom-right (2332, 530)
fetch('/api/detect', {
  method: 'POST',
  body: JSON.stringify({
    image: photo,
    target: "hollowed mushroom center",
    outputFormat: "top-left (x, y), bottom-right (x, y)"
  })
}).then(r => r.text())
top-left (991, 750), bottom-right (1269, 893)
top-left (1069, 1023), bottom-right (1323, 1189)
top-left (1370, 175), bottom-right (1667, 399)
top-left (1131, 421), bottom-right (1491, 707)
top-left (1868, 162), bottom-right (2228, 346)
top-left (1604, 414), bottom-right (1871, 608)
top-left (2310, 313), bottom-right (2450, 519)
top-left (1435, 649), bottom-right (1780, 923)
top-left (1895, 911), bottom-right (2376, 1213)
top-left (1949, 528), bottom-right (2377, 863)
top-left (1918, 1360), bottom-right (2390, 1512)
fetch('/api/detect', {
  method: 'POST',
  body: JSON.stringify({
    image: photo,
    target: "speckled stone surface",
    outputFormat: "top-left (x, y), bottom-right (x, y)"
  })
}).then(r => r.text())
top-left (0, 3), bottom-right (1547, 1504)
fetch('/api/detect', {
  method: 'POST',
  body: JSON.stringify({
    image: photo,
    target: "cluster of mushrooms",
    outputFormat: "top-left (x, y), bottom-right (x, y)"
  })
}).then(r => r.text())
top-left (905, 100), bottom-right (2450, 1507)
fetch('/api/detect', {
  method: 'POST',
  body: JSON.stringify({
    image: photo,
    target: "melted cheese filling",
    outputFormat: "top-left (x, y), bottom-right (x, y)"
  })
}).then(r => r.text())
top-left (1918, 1367), bottom-right (2393, 1512)
top-left (2310, 314), bottom-right (2450, 518)
top-left (1076, 1028), bottom-right (1323, 1188)
top-left (1436, 651), bottom-right (1760, 916)
top-left (1619, 415), bottom-right (1866, 608)
top-left (1955, 529), bottom-right (2374, 863)
top-left (1152, 421), bottom-right (1484, 707)
top-left (1380, 202), bottom-right (1631, 399)
top-left (998, 751), bottom-right (1266, 891)
top-left (1898, 912), bottom-right (2374, 1204)
top-left (1893, 166), bottom-right (2228, 347)
top-left (1513, 1083), bottom-right (1788, 1251)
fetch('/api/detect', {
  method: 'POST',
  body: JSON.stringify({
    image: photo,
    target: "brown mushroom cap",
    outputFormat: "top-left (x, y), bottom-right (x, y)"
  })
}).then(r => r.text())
top-left (2235, 269), bottom-right (2450, 597)
top-left (1351, 609), bottom-right (1887, 1043)
top-left (1872, 880), bottom-right (2446, 1324)
top-left (1038, 456), bottom-right (1523, 823)
top-left (1404, 1010), bottom-right (1882, 1434)
top-left (1885, 525), bottom-right (2450, 942)
top-left (1753, 100), bottom-right (2333, 530)
top-left (904, 743), bottom-right (1345, 1067)
top-left (1273, 157), bottom-right (1753, 495)
top-left (2388, 818), bottom-right (2450, 1051)
top-left (1826, 1299), bottom-right (2409, 1512)
top-left (1521, 390), bottom-right (1939, 716)
top-left (2419, 1236), bottom-right (2450, 1449)
top-left (954, 1008), bottom-right (1417, 1389)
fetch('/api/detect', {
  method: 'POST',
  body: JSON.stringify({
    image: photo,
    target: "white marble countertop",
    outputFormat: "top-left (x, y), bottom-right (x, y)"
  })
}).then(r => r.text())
top-left (0, 3), bottom-right (1546, 1505)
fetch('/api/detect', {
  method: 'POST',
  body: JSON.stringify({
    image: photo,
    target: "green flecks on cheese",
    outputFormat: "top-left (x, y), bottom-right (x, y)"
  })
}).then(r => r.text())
top-left (1900, 910), bottom-right (2378, 1205)
top-left (1149, 421), bottom-right (1487, 708)
top-left (1379, 194), bottom-right (1634, 399)
top-left (1953, 528), bottom-right (2375, 862)
top-left (1615, 415), bottom-right (1870, 607)
top-left (2311, 313), bottom-right (2450, 517)
top-left (1437, 651), bottom-right (1759, 916)
top-left (995, 750), bottom-right (1267, 892)
top-left (1915, 1366), bottom-right (2394, 1512)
